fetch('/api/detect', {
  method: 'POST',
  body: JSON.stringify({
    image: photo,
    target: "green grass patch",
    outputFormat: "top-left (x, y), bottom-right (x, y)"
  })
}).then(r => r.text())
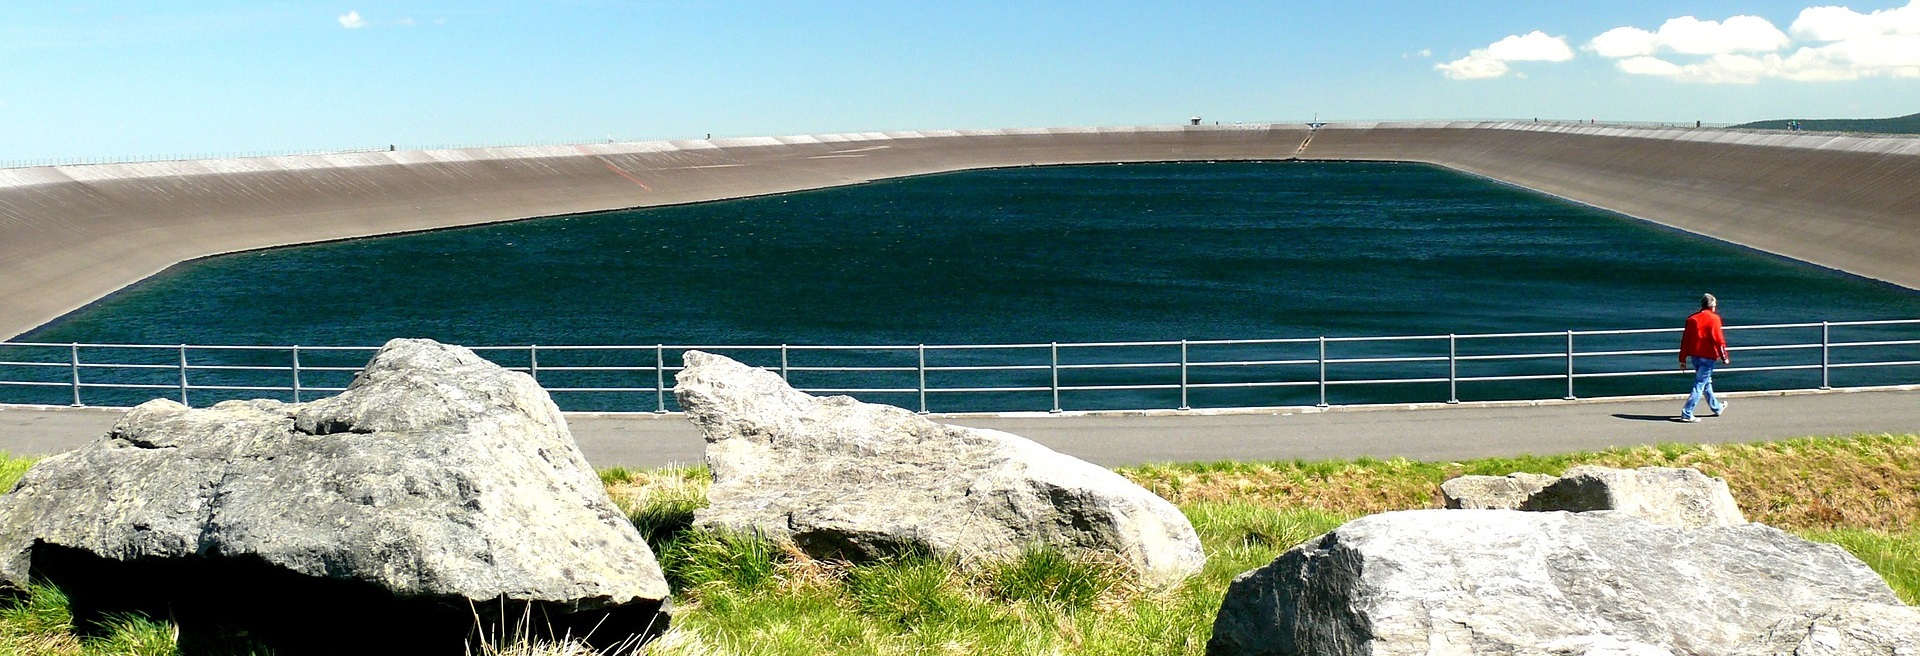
top-left (2, 433), bottom-right (1914, 654)
top-left (0, 452), bottom-right (36, 492)
top-left (1798, 527), bottom-right (1920, 604)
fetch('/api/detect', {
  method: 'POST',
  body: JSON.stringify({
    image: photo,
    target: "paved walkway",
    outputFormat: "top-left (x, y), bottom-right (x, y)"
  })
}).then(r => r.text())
top-left (4, 387), bottom-right (1915, 468)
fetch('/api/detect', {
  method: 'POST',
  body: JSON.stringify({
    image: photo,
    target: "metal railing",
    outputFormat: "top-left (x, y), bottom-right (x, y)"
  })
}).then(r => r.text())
top-left (1, 318), bottom-right (1915, 414)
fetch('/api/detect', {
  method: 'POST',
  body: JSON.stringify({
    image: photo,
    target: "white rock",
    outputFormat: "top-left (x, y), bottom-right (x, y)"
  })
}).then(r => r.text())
top-left (674, 350), bottom-right (1205, 585)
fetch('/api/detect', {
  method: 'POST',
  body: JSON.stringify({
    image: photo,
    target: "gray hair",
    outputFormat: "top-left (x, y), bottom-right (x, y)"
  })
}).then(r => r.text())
top-left (1701, 293), bottom-right (1717, 309)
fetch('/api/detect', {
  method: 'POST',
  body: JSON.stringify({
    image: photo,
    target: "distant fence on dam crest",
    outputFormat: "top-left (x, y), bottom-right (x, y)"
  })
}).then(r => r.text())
top-left (2, 319), bottom-right (1916, 414)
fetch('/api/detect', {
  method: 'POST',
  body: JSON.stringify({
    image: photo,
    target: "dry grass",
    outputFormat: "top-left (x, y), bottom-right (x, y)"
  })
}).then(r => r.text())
top-left (1120, 433), bottom-right (1920, 531)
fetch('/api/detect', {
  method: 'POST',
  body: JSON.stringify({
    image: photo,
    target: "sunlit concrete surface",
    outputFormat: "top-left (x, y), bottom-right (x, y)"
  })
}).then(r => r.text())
top-left (3, 122), bottom-right (1917, 340)
top-left (5, 387), bottom-right (1915, 467)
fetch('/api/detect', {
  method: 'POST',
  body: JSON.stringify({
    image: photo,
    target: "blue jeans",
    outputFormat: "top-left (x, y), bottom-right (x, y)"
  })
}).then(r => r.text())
top-left (1681, 356), bottom-right (1723, 419)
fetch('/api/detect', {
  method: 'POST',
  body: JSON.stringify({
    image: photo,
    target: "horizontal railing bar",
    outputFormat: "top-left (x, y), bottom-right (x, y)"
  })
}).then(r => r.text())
top-left (925, 386), bottom-right (1054, 393)
top-left (1830, 360), bottom-right (1920, 368)
top-left (1456, 352), bottom-right (1561, 362)
top-left (1325, 355), bottom-right (1448, 365)
top-left (1186, 381), bottom-right (1319, 389)
top-left (1725, 322), bottom-right (1824, 330)
top-left (1568, 327), bottom-right (1675, 336)
top-left (544, 387), bottom-right (660, 393)
top-left (785, 366), bottom-right (918, 373)
top-left (0, 361), bottom-right (67, 367)
top-left (1324, 334), bottom-right (1447, 343)
top-left (1575, 370), bottom-right (1693, 379)
top-left (921, 343), bottom-right (1052, 350)
top-left (1057, 383), bottom-right (1182, 391)
top-left (1057, 340), bottom-right (1182, 348)
top-left (1058, 362), bottom-right (1180, 370)
top-left (529, 366), bottom-right (660, 372)
top-left (76, 382), bottom-right (175, 389)
top-left (1327, 376), bottom-right (1450, 385)
top-left (0, 381), bottom-right (70, 387)
top-left (1454, 373), bottom-right (1569, 382)
top-left (1184, 337), bottom-right (1319, 346)
top-left (798, 388), bottom-right (917, 394)
top-left (76, 363), bottom-right (174, 370)
top-left (1829, 318), bottom-right (1920, 327)
top-left (1830, 339), bottom-right (1920, 348)
top-left (185, 364), bottom-right (290, 372)
top-left (1188, 358), bottom-right (1320, 367)
top-left (924, 364), bottom-right (1052, 372)
top-left (186, 384), bottom-right (291, 392)
top-left (1455, 330), bottom-right (1569, 339)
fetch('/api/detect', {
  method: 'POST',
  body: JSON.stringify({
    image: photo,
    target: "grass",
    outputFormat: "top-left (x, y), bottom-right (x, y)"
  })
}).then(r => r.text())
top-left (1, 433), bottom-right (1915, 654)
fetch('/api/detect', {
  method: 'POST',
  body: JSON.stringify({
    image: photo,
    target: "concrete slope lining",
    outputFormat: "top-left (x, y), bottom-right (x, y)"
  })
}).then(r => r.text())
top-left (2, 121), bottom-right (1916, 341)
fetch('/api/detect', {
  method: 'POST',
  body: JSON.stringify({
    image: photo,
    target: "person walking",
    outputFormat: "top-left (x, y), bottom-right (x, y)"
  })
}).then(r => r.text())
top-left (1678, 293), bottom-right (1730, 422)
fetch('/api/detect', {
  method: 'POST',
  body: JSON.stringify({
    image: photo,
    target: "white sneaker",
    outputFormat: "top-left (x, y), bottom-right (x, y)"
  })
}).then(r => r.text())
top-left (1712, 402), bottom-right (1728, 417)
top-left (1677, 416), bottom-right (1700, 423)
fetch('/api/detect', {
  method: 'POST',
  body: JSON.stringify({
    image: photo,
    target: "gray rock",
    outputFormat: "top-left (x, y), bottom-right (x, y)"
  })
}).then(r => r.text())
top-left (0, 339), bottom-right (668, 652)
top-left (1208, 509), bottom-right (1913, 656)
top-left (673, 350), bottom-right (1205, 585)
top-left (1523, 465), bottom-right (1747, 528)
top-left (1440, 472), bottom-right (1559, 509)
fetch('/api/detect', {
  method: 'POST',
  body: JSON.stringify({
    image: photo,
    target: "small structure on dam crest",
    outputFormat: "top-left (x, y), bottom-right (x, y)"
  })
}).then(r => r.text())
top-left (674, 350), bottom-right (1206, 585)
top-left (0, 339), bottom-right (669, 652)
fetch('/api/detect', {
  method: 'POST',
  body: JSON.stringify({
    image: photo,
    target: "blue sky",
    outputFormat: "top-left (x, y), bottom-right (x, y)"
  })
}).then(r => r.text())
top-left (3, 1), bottom-right (1916, 160)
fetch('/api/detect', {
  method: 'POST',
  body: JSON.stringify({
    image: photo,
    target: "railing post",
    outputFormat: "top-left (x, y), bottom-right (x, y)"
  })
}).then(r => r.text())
top-left (69, 343), bottom-right (82, 407)
top-left (291, 346), bottom-right (303, 403)
top-left (1447, 334), bottom-right (1458, 404)
top-left (1049, 342), bottom-right (1061, 414)
top-left (917, 344), bottom-right (928, 414)
top-left (1563, 330), bottom-right (1576, 400)
top-left (1820, 321), bottom-right (1831, 390)
top-left (1178, 339), bottom-right (1190, 411)
top-left (1317, 336), bottom-right (1328, 408)
top-left (178, 344), bottom-right (189, 406)
top-left (655, 344), bottom-right (667, 414)
top-left (780, 344), bottom-right (789, 382)
top-left (528, 345), bottom-right (539, 383)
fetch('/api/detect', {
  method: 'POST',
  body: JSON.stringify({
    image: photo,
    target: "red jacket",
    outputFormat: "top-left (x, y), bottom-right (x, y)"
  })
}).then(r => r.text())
top-left (1680, 310), bottom-right (1728, 361)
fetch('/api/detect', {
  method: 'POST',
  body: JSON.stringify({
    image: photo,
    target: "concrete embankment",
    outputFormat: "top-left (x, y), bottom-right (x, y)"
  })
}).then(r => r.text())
top-left (1300, 122), bottom-right (1920, 293)
top-left (2, 122), bottom-right (1917, 340)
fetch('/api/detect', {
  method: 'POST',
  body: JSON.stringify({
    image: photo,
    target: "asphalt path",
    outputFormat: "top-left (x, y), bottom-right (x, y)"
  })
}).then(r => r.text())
top-left (3, 388), bottom-right (1915, 468)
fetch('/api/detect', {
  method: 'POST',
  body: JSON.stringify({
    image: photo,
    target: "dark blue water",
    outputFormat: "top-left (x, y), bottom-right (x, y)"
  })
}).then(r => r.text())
top-left (7, 162), bottom-right (1918, 411)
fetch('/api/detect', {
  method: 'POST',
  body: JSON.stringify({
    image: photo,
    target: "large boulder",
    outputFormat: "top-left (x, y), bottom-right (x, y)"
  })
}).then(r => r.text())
top-left (674, 350), bottom-right (1205, 585)
top-left (1522, 465), bottom-right (1747, 528)
top-left (1208, 509), bottom-right (1916, 656)
top-left (0, 339), bottom-right (668, 653)
top-left (1439, 472), bottom-right (1558, 509)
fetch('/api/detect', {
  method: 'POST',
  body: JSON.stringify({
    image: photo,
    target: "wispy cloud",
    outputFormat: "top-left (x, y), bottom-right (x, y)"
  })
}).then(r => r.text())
top-left (1435, 31), bottom-right (1573, 80)
top-left (337, 10), bottom-right (366, 29)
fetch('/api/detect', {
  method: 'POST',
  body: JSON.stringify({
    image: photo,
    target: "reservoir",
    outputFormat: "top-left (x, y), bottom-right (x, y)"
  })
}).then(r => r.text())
top-left (9, 162), bottom-right (1918, 410)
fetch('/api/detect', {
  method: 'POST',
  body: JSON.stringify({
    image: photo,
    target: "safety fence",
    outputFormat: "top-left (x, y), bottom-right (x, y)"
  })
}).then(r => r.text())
top-left (1, 319), bottom-right (1915, 414)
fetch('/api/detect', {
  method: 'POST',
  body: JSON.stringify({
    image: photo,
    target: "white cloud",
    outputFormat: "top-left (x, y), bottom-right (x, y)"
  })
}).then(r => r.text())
top-left (337, 10), bottom-right (366, 29)
top-left (1485, 31), bottom-right (1576, 61)
top-left (1418, 48), bottom-right (1432, 57)
top-left (1658, 15), bottom-right (1791, 54)
top-left (1590, 26), bottom-right (1659, 57)
top-left (1601, 3), bottom-right (1920, 83)
top-left (1589, 15), bottom-right (1789, 57)
top-left (1435, 31), bottom-right (1572, 80)
top-left (1617, 55), bottom-right (1683, 76)
top-left (1791, 2), bottom-right (1920, 41)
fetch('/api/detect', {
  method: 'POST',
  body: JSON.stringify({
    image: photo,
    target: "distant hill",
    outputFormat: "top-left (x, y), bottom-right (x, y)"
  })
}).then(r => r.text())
top-left (1732, 112), bottom-right (1920, 134)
